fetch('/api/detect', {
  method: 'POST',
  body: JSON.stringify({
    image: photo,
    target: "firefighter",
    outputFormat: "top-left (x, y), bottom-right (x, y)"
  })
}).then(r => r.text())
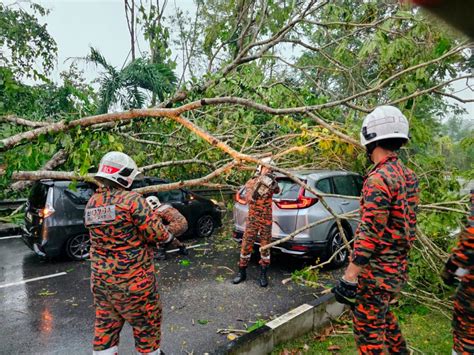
top-left (441, 190), bottom-right (474, 355)
top-left (146, 196), bottom-right (189, 260)
top-left (85, 152), bottom-right (173, 355)
top-left (332, 106), bottom-right (420, 354)
top-left (233, 157), bottom-right (280, 287)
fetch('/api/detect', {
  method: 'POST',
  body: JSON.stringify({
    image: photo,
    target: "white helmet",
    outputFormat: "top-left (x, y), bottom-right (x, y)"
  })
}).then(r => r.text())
top-left (360, 106), bottom-right (410, 147)
top-left (95, 151), bottom-right (140, 188)
top-left (146, 196), bottom-right (161, 210)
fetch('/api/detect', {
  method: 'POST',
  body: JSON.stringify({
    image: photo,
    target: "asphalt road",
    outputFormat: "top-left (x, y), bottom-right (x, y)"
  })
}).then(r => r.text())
top-left (0, 229), bottom-right (341, 354)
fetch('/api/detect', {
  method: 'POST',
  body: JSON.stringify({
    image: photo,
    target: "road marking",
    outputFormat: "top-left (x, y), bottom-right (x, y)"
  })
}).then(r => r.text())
top-left (0, 272), bottom-right (67, 289)
top-left (166, 242), bottom-right (209, 254)
top-left (0, 235), bottom-right (22, 240)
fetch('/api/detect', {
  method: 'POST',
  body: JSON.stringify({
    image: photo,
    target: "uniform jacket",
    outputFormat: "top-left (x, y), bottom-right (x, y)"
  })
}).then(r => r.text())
top-left (85, 187), bottom-right (172, 283)
top-left (450, 191), bottom-right (474, 283)
top-left (155, 204), bottom-right (188, 237)
top-left (352, 154), bottom-right (419, 293)
top-left (245, 173), bottom-right (280, 210)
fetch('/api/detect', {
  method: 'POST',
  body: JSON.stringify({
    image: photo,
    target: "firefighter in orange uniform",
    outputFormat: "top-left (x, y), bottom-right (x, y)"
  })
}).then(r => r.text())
top-left (146, 196), bottom-right (189, 259)
top-left (441, 190), bottom-right (474, 355)
top-left (233, 157), bottom-right (280, 287)
top-left (85, 152), bottom-right (173, 355)
top-left (332, 106), bottom-right (419, 355)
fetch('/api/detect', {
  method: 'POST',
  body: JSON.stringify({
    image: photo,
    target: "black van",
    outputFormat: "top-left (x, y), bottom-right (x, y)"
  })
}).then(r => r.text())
top-left (22, 178), bottom-right (224, 260)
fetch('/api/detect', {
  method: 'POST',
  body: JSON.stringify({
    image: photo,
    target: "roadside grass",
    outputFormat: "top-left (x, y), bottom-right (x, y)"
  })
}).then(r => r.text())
top-left (272, 305), bottom-right (452, 354)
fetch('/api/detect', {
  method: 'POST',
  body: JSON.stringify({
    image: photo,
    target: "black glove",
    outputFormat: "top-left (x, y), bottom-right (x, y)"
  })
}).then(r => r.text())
top-left (332, 278), bottom-right (357, 307)
top-left (441, 257), bottom-right (458, 286)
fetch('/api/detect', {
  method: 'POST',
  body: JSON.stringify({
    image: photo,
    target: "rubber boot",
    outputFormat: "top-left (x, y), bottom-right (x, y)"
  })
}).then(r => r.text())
top-left (232, 267), bottom-right (247, 284)
top-left (154, 247), bottom-right (167, 261)
top-left (259, 265), bottom-right (269, 287)
top-left (178, 245), bottom-right (189, 256)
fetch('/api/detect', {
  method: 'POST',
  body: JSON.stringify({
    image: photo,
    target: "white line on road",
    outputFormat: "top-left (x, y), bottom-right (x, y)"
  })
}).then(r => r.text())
top-left (0, 235), bottom-right (22, 240)
top-left (0, 272), bottom-right (67, 289)
top-left (166, 242), bottom-right (209, 254)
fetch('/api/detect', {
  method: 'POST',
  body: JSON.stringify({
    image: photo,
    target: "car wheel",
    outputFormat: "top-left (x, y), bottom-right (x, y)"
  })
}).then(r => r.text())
top-left (195, 214), bottom-right (215, 238)
top-left (65, 233), bottom-right (90, 261)
top-left (326, 226), bottom-right (350, 267)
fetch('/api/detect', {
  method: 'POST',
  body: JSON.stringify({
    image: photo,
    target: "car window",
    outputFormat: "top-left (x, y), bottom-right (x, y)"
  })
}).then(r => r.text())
top-left (352, 175), bottom-right (364, 196)
top-left (333, 175), bottom-right (359, 196)
top-left (155, 190), bottom-right (183, 203)
top-left (274, 178), bottom-right (301, 199)
top-left (64, 185), bottom-right (95, 205)
top-left (315, 178), bottom-right (332, 194)
top-left (29, 183), bottom-right (49, 208)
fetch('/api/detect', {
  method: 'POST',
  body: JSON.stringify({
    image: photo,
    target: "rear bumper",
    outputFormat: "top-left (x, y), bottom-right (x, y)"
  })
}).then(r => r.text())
top-left (21, 226), bottom-right (62, 257)
top-left (21, 227), bottom-right (47, 257)
top-left (232, 230), bottom-right (326, 258)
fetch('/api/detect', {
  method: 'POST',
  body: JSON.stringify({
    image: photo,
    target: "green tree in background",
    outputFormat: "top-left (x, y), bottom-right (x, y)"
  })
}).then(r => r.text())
top-left (0, 2), bottom-right (57, 79)
top-left (85, 47), bottom-right (177, 114)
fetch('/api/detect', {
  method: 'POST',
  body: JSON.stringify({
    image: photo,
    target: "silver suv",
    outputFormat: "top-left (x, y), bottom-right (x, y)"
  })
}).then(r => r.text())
top-left (232, 170), bottom-right (363, 266)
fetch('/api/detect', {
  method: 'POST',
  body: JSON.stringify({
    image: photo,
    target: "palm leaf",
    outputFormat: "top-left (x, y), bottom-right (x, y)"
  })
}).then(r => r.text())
top-left (121, 59), bottom-right (177, 102)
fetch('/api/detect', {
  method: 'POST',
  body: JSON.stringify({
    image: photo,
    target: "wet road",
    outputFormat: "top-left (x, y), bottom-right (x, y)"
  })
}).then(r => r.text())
top-left (0, 231), bottom-right (341, 354)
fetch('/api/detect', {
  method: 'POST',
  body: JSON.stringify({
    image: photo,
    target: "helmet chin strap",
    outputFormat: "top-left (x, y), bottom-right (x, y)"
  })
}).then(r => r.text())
top-left (365, 142), bottom-right (378, 164)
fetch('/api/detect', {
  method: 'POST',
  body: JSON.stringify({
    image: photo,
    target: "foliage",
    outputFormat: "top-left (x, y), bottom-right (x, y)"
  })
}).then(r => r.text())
top-left (0, 1), bottom-right (472, 311)
top-left (0, 2), bottom-right (57, 79)
top-left (272, 305), bottom-right (452, 354)
top-left (85, 47), bottom-right (177, 113)
top-left (246, 319), bottom-right (267, 332)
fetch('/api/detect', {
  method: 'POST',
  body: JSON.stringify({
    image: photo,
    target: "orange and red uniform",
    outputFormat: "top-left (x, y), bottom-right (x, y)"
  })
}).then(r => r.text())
top-left (155, 203), bottom-right (188, 249)
top-left (351, 154), bottom-right (419, 355)
top-left (449, 191), bottom-right (474, 355)
top-left (239, 173), bottom-right (280, 268)
top-left (85, 187), bottom-right (172, 353)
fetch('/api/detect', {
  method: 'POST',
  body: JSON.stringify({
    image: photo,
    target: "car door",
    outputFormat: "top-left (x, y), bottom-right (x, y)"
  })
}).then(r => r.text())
top-left (332, 175), bottom-right (360, 213)
top-left (332, 174), bottom-right (362, 233)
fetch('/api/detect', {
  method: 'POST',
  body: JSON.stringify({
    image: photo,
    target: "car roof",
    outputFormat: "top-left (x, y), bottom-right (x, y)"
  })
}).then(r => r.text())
top-left (38, 180), bottom-right (92, 188)
top-left (278, 169), bottom-right (361, 180)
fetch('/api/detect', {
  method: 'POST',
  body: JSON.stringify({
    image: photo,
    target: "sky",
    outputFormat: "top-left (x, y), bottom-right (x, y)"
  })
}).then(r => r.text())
top-left (6, 0), bottom-right (474, 120)
top-left (31, 0), bottom-right (196, 82)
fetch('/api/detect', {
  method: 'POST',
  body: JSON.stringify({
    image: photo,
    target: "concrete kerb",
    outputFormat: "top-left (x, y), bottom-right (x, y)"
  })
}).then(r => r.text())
top-left (214, 293), bottom-right (346, 355)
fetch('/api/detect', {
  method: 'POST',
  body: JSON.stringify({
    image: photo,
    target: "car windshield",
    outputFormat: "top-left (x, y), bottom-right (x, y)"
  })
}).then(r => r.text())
top-left (274, 178), bottom-right (301, 200)
top-left (29, 183), bottom-right (49, 208)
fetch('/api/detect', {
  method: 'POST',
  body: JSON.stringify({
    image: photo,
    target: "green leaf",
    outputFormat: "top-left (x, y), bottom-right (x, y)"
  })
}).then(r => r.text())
top-left (179, 259), bottom-right (190, 267)
top-left (246, 319), bottom-right (266, 332)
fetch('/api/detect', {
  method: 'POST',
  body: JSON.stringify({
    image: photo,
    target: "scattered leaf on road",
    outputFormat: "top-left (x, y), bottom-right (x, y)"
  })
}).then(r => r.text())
top-left (180, 259), bottom-right (191, 267)
top-left (38, 289), bottom-right (57, 297)
top-left (227, 333), bottom-right (237, 341)
top-left (197, 319), bottom-right (209, 325)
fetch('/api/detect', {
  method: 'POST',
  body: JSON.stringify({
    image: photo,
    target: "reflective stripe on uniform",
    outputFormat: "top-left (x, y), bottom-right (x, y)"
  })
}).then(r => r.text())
top-left (92, 345), bottom-right (118, 355)
top-left (240, 253), bottom-right (251, 259)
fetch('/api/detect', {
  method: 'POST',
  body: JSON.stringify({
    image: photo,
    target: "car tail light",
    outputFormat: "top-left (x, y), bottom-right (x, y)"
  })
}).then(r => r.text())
top-left (235, 190), bottom-right (247, 205)
top-left (39, 187), bottom-right (55, 218)
top-left (274, 190), bottom-right (318, 209)
top-left (39, 206), bottom-right (55, 218)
